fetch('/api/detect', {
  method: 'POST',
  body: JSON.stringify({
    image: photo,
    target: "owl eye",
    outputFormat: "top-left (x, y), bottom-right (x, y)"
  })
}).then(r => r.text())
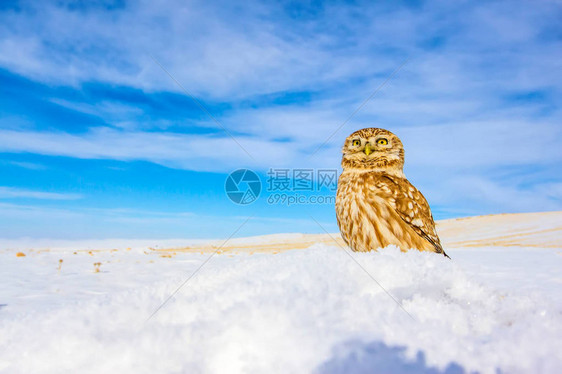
top-left (352, 139), bottom-right (361, 146)
top-left (377, 138), bottom-right (388, 145)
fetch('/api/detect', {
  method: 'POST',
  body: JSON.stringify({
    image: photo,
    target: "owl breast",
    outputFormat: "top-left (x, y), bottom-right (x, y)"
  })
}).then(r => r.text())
top-left (335, 171), bottom-right (436, 252)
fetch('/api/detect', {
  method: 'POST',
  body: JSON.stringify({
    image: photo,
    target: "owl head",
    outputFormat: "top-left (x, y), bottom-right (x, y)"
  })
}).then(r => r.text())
top-left (341, 128), bottom-right (405, 172)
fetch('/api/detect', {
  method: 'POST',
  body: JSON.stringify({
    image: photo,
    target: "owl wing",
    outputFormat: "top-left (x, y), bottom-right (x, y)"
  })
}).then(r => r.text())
top-left (372, 174), bottom-right (449, 257)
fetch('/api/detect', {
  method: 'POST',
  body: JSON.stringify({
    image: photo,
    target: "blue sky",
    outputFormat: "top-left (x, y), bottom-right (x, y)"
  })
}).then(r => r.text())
top-left (0, 0), bottom-right (561, 239)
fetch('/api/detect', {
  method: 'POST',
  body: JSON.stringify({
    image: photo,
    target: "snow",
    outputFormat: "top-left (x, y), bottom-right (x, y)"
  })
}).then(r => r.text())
top-left (1, 212), bottom-right (561, 373)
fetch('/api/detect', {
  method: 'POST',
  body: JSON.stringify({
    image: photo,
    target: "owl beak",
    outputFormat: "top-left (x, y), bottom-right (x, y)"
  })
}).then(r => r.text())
top-left (364, 143), bottom-right (373, 156)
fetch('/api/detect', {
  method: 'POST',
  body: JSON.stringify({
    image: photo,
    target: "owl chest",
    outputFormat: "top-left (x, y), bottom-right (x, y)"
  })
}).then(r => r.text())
top-left (337, 178), bottom-right (367, 210)
top-left (336, 175), bottom-right (382, 225)
top-left (336, 173), bottom-right (403, 244)
top-left (337, 172), bottom-right (376, 205)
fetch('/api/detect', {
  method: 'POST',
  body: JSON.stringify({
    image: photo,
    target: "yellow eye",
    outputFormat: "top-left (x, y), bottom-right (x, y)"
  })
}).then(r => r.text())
top-left (377, 138), bottom-right (388, 145)
top-left (352, 139), bottom-right (361, 146)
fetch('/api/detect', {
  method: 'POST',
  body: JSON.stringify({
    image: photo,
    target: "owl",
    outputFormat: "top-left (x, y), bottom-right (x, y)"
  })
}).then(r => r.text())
top-left (335, 128), bottom-right (449, 257)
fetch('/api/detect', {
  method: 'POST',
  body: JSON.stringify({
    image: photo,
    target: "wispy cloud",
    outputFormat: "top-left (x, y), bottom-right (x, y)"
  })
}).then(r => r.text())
top-left (1, 116), bottom-right (560, 172)
top-left (0, 127), bottom-right (297, 171)
top-left (0, 187), bottom-right (82, 200)
top-left (0, 0), bottom-right (559, 99)
top-left (0, 160), bottom-right (46, 170)
top-left (0, 202), bottom-right (334, 239)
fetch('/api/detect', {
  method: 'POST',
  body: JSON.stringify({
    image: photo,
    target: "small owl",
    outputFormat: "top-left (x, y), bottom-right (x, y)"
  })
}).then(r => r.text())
top-left (335, 128), bottom-right (449, 257)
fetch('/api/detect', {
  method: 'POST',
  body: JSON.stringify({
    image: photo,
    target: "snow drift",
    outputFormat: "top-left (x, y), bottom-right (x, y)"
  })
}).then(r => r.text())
top-left (1, 212), bottom-right (561, 373)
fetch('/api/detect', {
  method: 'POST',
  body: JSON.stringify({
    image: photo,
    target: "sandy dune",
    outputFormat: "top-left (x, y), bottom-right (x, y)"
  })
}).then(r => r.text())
top-left (437, 211), bottom-right (562, 248)
top-left (152, 211), bottom-right (562, 254)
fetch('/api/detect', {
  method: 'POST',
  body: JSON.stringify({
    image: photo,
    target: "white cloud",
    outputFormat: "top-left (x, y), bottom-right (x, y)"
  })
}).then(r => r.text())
top-left (432, 175), bottom-right (562, 214)
top-left (0, 202), bottom-right (334, 239)
top-left (0, 0), bottom-right (377, 98)
top-left (0, 0), bottom-right (558, 100)
top-left (0, 187), bottom-right (82, 200)
top-left (1, 112), bottom-right (561, 173)
top-left (0, 127), bottom-right (302, 171)
top-left (0, 160), bottom-right (46, 170)
top-left (1, 0), bottom-right (560, 160)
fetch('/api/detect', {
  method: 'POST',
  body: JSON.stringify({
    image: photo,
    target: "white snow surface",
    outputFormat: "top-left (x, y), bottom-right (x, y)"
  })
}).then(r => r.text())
top-left (1, 212), bottom-right (562, 374)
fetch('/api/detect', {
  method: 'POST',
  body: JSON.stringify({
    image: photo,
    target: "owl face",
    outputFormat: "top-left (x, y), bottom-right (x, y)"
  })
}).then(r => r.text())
top-left (341, 128), bottom-right (405, 172)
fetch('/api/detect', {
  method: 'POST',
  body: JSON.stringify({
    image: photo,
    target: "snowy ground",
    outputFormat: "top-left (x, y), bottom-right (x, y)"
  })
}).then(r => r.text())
top-left (1, 211), bottom-right (561, 373)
